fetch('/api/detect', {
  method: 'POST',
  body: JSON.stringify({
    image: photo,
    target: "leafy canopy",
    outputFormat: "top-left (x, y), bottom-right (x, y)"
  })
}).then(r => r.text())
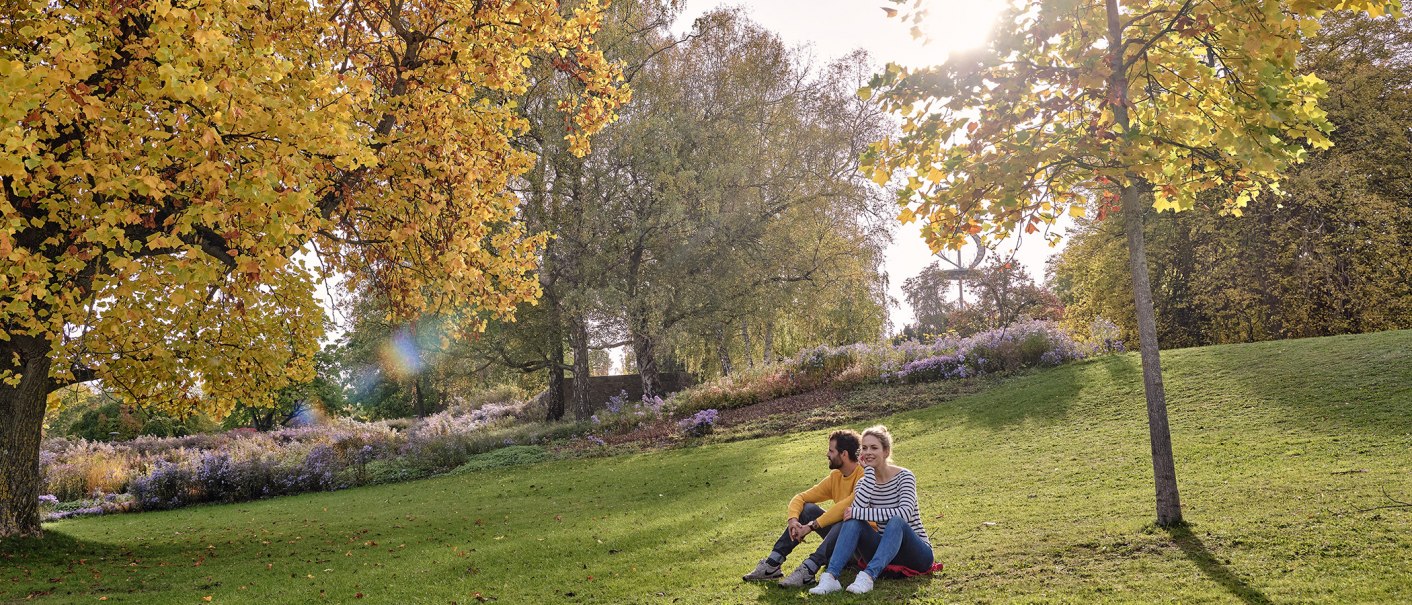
top-left (862, 0), bottom-right (1403, 252)
top-left (0, 0), bottom-right (628, 415)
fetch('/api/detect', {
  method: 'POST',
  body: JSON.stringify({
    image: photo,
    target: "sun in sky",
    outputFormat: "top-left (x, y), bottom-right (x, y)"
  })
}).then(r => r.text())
top-left (901, 0), bottom-right (1008, 61)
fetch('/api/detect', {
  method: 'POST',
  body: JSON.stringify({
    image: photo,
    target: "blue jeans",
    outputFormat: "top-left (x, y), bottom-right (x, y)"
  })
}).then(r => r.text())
top-left (766, 503), bottom-right (832, 569)
top-left (826, 519), bottom-right (933, 579)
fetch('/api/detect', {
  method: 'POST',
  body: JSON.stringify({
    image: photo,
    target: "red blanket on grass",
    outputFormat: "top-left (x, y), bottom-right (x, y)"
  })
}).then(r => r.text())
top-left (855, 559), bottom-right (944, 578)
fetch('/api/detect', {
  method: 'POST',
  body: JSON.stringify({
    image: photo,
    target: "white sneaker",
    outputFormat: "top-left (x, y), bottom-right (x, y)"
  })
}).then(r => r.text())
top-left (808, 572), bottom-right (842, 595)
top-left (846, 572), bottom-right (874, 594)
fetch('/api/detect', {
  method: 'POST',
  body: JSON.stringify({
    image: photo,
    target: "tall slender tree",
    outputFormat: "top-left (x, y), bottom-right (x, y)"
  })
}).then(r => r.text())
top-left (865, 0), bottom-right (1402, 526)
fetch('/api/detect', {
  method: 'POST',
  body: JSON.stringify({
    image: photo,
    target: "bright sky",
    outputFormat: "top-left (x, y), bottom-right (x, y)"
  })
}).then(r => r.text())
top-left (673, 0), bottom-right (1069, 333)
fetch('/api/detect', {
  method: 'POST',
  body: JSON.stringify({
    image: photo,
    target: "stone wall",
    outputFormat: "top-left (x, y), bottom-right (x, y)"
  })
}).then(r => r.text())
top-left (565, 373), bottom-right (694, 411)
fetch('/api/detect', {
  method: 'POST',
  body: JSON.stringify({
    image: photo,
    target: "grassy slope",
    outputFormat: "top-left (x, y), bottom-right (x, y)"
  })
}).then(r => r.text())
top-left (4, 330), bottom-right (1410, 604)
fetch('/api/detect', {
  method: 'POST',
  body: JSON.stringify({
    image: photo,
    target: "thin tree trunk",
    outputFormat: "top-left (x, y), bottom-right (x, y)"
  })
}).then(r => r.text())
top-left (715, 324), bottom-right (732, 377)
top-left (763, 321), bottom-right (774, 364)
top-left (740, 320), bottom-right (753, 369)
top-left (0, 336), bottom-right (54, 538)
top-left (1122, 182), bottom-right (1183, 526)
top-left (568, 315), bottom-right (592, 421)
top-left (414, 370), bottom-right (434, 417)
top-left (624, 241), bottom-right (662, 398)
top-left (1107, 0), bottom-right (1183, 527)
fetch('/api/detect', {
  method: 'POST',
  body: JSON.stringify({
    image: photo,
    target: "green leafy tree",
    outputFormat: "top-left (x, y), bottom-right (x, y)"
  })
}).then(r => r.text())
top-left (601, 12), bottom-right (892, 382)
top-left (865, 0), bottom-right (1402, 526)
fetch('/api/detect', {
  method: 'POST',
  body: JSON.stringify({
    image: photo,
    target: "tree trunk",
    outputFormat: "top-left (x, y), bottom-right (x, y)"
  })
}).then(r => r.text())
top-left (414, 370), bottom-right (434, 417)
top-left (740, 320), bottom-right (753, 369)
top-left (1122, 182), bottom-right (1184, 527)
top-left (715, 324), bottom-right (732, 377)
top-left (631, 328), bottom-right (661, 398)
top-left (568, 315), bottom-right (592, 421)
top-left (624, 241), bottom-right (661, 398)
top-left (762, 321), bottom-right (774, 364)
top-left (1, 336), bottom-right (54, 538)
top-left (1108, 0), bottom-right (1183, 527)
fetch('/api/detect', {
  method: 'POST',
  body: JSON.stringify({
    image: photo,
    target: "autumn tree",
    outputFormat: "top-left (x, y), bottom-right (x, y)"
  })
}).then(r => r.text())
top-left (865, 0), bottom-right (1401, 526)
top-left (1051, 12), bottom-right (1412, 347)
top-left (905, 258), bottom-right (1059, 338)
top-left (0, 0), bottom-right (626, 537)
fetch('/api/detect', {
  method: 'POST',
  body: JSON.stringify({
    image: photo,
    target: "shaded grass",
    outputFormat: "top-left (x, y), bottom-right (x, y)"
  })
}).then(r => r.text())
top-left (4, 330), bottom-right (1411, 603)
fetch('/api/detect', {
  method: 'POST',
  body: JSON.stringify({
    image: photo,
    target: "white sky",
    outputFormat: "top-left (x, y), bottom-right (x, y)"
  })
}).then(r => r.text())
top-left (673, 0), bottom-right (1070, 333)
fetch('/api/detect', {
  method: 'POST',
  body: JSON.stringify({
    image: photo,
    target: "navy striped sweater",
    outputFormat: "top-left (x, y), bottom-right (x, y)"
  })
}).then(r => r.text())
top-left (848, 466), bottom-right (929, 545)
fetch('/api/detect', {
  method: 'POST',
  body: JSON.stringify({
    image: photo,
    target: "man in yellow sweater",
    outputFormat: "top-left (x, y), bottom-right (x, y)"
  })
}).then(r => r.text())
top-left (742, 429), bottom-right (863, 587)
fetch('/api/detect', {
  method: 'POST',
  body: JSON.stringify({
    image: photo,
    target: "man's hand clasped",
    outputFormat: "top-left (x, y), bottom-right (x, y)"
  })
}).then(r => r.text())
top-left (787, 518), bottom-right (810, 542)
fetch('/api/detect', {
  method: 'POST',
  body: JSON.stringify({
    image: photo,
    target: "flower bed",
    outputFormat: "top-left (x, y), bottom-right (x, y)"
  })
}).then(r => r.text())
top-left (38, 398), bottom-right (581, 520)
top-left (671, 320), bottom-right (1119, 413)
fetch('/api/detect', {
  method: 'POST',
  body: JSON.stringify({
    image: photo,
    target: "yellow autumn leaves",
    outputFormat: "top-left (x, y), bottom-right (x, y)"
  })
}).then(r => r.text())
top-left (1, 0), bottom-right (627, 413)
top-left (863, 0), bottom-right (1402, 253)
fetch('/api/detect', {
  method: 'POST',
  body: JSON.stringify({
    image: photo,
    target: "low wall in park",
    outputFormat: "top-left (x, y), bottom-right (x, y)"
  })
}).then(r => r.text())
top-left (565, 373), bottom-right (694, 411)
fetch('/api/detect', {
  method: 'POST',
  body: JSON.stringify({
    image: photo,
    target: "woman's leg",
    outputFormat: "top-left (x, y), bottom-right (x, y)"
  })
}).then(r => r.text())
top-left (863, 521), bottom-right (933, 579)
top-left (824, 519), bottom-right (866, 577)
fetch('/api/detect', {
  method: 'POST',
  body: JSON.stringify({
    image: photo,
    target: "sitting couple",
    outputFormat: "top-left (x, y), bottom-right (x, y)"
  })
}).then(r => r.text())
top-left (742, 425), bottom-right (939, 594)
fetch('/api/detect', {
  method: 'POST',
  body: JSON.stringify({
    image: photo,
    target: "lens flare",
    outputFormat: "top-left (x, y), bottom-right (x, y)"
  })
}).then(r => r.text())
top-left (380, 328), bottom-right (423, 380)
top-left (289, 402), bottom-right (326, 427)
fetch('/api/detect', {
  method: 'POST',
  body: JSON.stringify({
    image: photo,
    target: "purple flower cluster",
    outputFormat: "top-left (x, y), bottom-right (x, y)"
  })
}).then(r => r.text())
top-left (677, 409), bottom-right (718, 438)
top-left (605, 390), bottom-right (630, 415)
top-left (593, 393), bottom-right (666, 433)
top-left (888, 353), bottom-right (972, 383)
top-left (1089, 317), bottom-right (1126, 353)
top-left (41, 493), bottom-right (134, 521)
top-left (883, 321), bottom-right (1090, 383)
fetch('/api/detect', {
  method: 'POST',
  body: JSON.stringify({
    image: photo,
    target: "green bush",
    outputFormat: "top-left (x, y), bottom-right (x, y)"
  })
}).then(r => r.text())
top-left (364, 458), bottom-right (432, 485)
top-left (449, 445), bottom-right (550, 474)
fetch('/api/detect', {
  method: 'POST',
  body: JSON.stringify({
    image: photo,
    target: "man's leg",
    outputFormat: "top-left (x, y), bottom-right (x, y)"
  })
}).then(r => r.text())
top-left (765, 503), bottom-right (824, 566)
top-left (780, 522), bottom-right (840, 586)
top-left (745, 503), bottom-right (824, 580)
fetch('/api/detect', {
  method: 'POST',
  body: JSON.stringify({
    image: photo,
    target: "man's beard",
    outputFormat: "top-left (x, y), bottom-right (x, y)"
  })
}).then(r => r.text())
top-left (828, 457), bottom-right (842, 470)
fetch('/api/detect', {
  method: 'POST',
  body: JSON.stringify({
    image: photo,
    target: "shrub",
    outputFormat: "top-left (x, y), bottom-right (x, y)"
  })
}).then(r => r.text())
top-left (130, 462), bottom-right (197, 511)
top-left (36, 320), bottom-right (1102, 521)
top-left (449, 445), bottom-right (550, 474)
top-left (677, 409), bottom-right (718, 438)
top-left (591, 391), bottom-right (666, 433)
top-left (40, 441), bottom-right (135, 501)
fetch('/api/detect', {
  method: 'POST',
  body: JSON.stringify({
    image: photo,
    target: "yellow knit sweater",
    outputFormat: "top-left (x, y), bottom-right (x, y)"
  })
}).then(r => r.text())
top-left (786, 464), bottom-right (863, 528)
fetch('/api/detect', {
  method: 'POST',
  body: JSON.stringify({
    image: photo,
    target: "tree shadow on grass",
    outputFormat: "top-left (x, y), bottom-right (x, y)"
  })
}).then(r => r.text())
top-left (1, 529), bottom-right (190, 602)
top-left (943, 365), bottom-right (1086, 429)
top-left (746, 569), bottom-right (938, 605)
top-left (1167, 525), bottom-right (1273, 605)
top-left (1166, 330), bottom-right (1412, 436)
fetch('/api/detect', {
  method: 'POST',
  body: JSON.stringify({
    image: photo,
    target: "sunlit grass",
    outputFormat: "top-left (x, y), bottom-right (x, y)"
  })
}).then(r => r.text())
top-left (5, 330), bottom-right (1410, 603)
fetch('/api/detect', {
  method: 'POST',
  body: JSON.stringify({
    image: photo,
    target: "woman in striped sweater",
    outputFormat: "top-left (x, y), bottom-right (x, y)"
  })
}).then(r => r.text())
top-left (808, 424), bottom-right (934, 595)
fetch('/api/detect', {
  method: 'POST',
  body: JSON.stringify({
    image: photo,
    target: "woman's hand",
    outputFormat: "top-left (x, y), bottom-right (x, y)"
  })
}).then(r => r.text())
top-left (843, 508), bottom-right (852, 521)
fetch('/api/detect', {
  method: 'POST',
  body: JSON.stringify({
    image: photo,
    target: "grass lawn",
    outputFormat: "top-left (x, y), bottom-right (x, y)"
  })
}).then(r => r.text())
top-left (4, 330), bottom-right (1410, 604)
